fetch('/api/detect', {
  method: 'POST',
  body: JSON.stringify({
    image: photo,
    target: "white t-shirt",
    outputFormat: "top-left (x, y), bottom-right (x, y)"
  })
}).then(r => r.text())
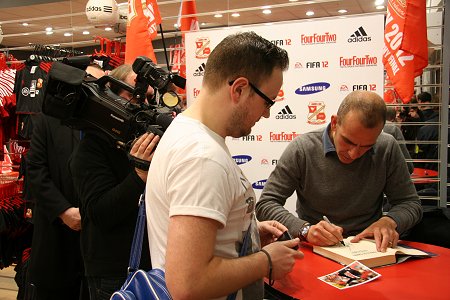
top-left (146, 114), bottom-right (262, 300)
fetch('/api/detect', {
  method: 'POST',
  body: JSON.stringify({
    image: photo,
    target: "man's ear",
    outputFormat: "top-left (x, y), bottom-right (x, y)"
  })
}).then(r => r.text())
top-left (229, 77), bottom-right (248, 104)
top-left (330, 115), bottom-right (338, 131)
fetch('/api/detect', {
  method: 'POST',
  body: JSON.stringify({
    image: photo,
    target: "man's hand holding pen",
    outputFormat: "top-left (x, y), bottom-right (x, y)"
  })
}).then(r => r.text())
top-left (304, 218), bottom-right (345, 247)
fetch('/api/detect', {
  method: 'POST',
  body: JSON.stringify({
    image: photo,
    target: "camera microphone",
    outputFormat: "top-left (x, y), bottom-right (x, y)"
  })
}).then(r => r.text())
top-left (170, 74), bottom-right (186, 90)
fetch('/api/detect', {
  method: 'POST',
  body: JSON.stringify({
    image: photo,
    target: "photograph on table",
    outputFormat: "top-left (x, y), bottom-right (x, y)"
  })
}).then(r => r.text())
top-left (318, 261), bottom-right (381, 290)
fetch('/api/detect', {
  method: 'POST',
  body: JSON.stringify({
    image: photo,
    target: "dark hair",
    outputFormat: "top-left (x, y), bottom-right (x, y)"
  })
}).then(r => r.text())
top-left (203, 31), bottom-right (289, 90)
top-left (337, 91), bottom-right (386, 128)
top-left (417, 91), bottom-right (432, 102)
top-left (386, 106), bottom-right (396, 121)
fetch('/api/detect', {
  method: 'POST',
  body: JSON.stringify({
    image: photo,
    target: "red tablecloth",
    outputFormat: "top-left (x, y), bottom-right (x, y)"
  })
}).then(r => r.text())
top-left (269, 241), bottom-right (450, 300)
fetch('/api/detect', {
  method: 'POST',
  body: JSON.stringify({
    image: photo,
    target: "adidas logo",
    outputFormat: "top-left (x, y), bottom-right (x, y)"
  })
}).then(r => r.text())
top-left (193, 63), bottom-right (205, 76)
top-left (276, 105), bottom-right (296, 119)
top-left (348, 26), bottom-right (371, 43)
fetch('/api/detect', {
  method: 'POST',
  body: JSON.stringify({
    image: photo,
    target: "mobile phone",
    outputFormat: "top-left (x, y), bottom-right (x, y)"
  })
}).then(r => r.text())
top-left (278, 231), bottom-right (299, 250)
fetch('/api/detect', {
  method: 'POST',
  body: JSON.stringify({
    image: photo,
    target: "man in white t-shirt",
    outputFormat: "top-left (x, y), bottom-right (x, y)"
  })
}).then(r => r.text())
top-left (146, 31), bottom-right (303, 300)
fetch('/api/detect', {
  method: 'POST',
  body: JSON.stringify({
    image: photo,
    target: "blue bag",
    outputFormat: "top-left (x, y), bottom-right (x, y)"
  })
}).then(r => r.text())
top-left (111, 194), bottom-right (172, 300)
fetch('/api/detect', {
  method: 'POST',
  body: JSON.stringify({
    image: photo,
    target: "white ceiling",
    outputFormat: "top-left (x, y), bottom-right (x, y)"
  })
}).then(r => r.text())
top-left (0, 0), bottom-right (419, 51)
top-left (0, 0), bottom-right (391, 51)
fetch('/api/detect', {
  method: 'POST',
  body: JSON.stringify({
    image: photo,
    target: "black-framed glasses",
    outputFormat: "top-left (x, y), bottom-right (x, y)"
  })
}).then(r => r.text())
top-left (229, 79), bottom-right (276, 109)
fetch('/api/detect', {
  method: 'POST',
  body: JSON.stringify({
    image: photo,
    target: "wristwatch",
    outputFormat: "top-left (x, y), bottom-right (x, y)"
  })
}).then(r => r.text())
top-left (299, 223), bottom-right (311, 241)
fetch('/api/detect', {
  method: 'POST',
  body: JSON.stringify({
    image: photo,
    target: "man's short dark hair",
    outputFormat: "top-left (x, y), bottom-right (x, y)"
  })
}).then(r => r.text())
top-left (337, 91), bottom-right (386, 128)
top-left (417, 91), bottom-right (432, 102)
top-left (203, 31), bottom-right (289, 90)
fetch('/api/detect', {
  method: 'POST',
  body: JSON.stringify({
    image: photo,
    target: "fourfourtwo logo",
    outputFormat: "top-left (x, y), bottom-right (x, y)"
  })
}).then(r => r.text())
top-left (348, 26), bottom-right (371, 43)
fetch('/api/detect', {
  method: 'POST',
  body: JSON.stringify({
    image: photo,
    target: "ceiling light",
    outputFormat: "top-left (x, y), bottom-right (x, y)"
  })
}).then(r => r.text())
top-left (375, 0), bottom-right (385, 5)
top-left (214, 13), bottom-right (223, 18)
top-left (64, 32), bottom-right (72, 36)
top-left (22, 22), bottom-right (29, 26)
top-left (105, 27), bottom-right (112, 31)
top-left (338, 9), bottom-right (347, 14)
top-left (83, 30), bottom-right (90, 35)
top-left (46, 31), bottom-right (54, 35)
top-left (201, 22), bottom-right (207, 26)
top-left (231, 13), bottom-right (240, 17)
top-left (174, 23), bottom-right (179, 28)
top-left (262, 9), bottom-right (271, 15)
top-left (289, 0), bottom-right (299, 2)
top-left (306, 11), bottom-right (315, 16)
top-left (376, 5), bottom-right (385, 9)
top-left (45, 27), bottom-right (53, 32)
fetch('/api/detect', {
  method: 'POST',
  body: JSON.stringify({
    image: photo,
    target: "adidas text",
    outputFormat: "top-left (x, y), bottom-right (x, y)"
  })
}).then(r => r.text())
top-left (348, 36), bottom-right (371, 43)
top-left (276, 114), bottom-right (296, 119)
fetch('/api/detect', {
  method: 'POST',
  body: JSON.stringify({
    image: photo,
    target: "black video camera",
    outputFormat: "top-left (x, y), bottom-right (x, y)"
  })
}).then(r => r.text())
top-left (42, 56), bottom-right (185, 150)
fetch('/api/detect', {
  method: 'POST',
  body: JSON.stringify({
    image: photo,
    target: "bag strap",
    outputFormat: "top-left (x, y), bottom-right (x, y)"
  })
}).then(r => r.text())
top-left (226, 221), bottom-right (252, 300)
top-left (128, 193), bottom-right (253, 300)
top-left (239, 222), bottom-right (252, 257)
top-left (128, 192), bottom-right (146, 273)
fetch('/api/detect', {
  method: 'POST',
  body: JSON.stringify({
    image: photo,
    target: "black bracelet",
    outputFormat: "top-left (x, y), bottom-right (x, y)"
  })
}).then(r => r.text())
top-left (260, 249), bottom-right (274, 286)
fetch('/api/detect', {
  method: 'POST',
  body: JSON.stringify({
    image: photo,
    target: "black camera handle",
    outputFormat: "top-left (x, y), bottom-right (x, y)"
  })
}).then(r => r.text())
top-left (95, 75), bottom-right (137, 95)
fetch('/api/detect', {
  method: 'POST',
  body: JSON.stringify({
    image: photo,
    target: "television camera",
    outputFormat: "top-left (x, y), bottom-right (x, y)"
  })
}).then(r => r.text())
top-left (42, 56), bottom-right (186, 152)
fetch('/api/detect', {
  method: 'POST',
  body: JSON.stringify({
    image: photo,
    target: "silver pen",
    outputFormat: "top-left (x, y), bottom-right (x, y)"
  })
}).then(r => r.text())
top-left (323, 215), bottom-right (346, 246)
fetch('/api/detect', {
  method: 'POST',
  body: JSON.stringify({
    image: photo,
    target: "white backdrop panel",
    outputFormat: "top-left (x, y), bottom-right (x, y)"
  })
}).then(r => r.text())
top-left (185, 14), bottom-right (384, 214)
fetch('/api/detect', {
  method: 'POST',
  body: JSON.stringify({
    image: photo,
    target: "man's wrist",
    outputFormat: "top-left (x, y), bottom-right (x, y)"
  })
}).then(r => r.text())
top-left (298, 222), bottom-right (311, 241)
top-left (134, 168), bottom-right (148, 182)
top-left (381, 215), bottom-right (398, 229)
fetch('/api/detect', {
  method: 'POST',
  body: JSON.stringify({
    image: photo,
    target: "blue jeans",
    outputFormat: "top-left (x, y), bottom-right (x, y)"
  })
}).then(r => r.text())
top-left (86, 276), bottom-right (126, 300)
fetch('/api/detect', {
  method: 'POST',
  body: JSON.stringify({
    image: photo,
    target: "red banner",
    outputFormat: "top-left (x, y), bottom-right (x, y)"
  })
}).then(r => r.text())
top-left (169, 43), bottom-right (183, 74)
top-left (125, 0), bottom-right (161, 64)
top-left (382, 0), bottom-right (428, 103)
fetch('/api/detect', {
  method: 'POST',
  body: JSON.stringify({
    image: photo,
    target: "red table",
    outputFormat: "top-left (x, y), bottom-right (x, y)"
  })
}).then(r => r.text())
top-left (411, 167), bottom-right (439, 184)
top-left (270, 241), bottom-right (450, 300)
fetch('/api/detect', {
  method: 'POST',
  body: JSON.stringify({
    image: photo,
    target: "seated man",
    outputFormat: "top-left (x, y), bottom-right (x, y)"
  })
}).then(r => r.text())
top-left (256, 90), bottom-right (423, 252)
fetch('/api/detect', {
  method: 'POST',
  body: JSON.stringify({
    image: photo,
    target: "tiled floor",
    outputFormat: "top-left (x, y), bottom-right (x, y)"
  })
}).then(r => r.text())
top-left (0, 266), bottom-right (18, 300)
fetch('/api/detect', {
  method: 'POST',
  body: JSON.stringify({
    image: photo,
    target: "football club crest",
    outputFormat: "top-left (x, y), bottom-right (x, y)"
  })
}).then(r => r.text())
top-left (195, 37), bottom-right (211, 59)
top-left (307, 101), bottom-right (326, 125)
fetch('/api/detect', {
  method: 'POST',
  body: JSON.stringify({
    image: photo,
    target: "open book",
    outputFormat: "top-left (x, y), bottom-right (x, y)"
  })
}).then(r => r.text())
top-left (313, 237), bottom-right (432, 268)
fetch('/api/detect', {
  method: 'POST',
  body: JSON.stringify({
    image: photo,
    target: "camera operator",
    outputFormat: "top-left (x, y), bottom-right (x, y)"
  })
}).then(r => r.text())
top-left (69, 64), bottom-right (159, 300)
top-left (25, 64), bottom-right (104, 300)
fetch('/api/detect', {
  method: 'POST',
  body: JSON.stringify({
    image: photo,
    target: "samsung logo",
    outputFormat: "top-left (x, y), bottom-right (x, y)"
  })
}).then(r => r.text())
top-left (232, 155), bottom-right (252, 165)
top-left (295, 82), bottom-right (330, 95)
top-left (252, 179), bottom-right (267, 190)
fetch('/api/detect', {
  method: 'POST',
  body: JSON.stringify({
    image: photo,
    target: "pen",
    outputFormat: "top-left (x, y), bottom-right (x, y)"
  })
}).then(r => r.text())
top-left (323, 215), bottom-right (346, 246)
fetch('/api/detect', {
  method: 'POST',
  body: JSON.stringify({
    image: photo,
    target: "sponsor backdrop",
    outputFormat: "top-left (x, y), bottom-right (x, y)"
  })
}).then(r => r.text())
top-left (185, 14), bottom-right (384, 213)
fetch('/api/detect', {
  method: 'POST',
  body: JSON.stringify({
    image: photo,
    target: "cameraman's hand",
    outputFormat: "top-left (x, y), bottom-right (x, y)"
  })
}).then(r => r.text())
top-left (59, 207), bottom-right (81, 231)
top-left (130, 132), bottom-right (160, 182)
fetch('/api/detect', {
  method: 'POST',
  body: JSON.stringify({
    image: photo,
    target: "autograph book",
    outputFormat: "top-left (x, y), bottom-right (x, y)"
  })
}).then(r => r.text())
top-left (313, 237), bottom-right (432, 268)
